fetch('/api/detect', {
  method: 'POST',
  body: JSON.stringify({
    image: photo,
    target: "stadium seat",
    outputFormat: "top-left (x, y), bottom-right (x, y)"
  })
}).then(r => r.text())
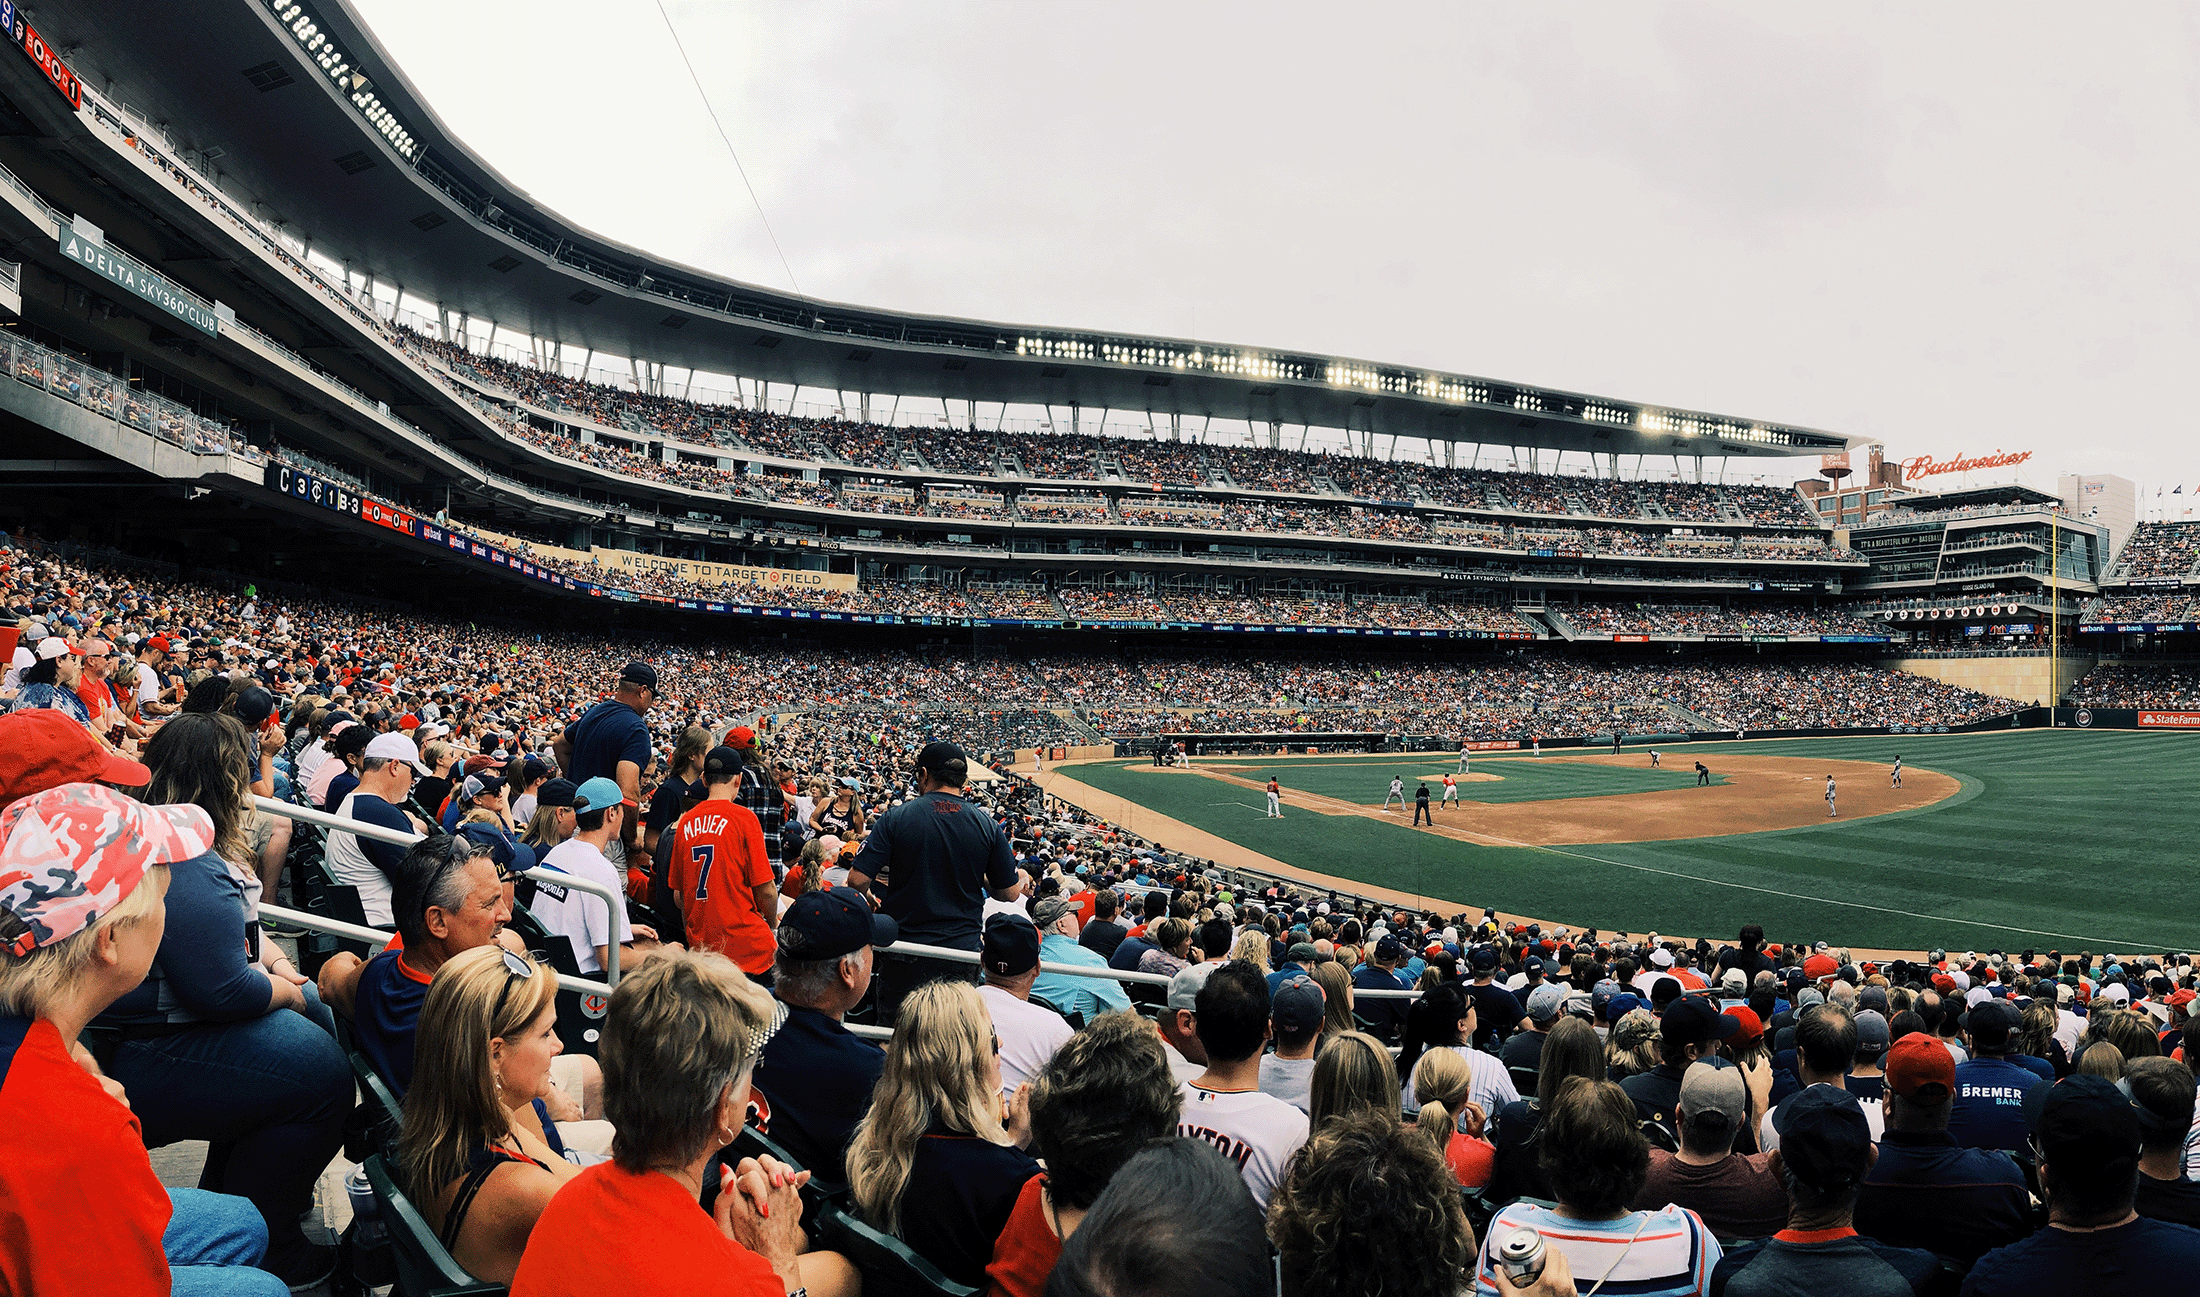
top-left (816, 1199), bottom-right (980, 1297)
top-left (345, 1050), bottom-right (404, 1163)
top-left (362, 1153), bottom-right (506, 1297)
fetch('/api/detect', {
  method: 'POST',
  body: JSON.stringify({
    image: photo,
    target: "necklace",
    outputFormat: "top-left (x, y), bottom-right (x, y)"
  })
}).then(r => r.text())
top-left (656, 1165), bottom-right (704, 1198)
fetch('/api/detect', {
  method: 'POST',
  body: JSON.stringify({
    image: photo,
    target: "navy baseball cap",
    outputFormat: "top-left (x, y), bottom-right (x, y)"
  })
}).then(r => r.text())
top-left (1663, 996), bottom-right (1744, 1046)
top-left (619, 661), bottom-right (658, 690)
top-left (703, 746), bottom-right (745, 778)
top-left (1468, 945), bottom-right (1499, 972)
top-left (983, 913), bottom-right (1041, 977)
top-left (1272, 975), bottom-right (1326, 1033)
top-left (779, 889), bottom-right (897, 961)
top-left (536, 778), bottom-right (578, 809)
top-left (1772, 1086), bottom-right (1874, 1194)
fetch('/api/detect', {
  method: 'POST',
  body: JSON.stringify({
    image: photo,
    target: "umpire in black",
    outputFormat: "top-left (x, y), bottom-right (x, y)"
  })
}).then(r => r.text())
top-left (847, 741), bottom-right (1023, 1025)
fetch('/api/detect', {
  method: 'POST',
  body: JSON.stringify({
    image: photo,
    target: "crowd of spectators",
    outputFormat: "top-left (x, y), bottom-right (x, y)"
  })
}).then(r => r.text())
top-left (2111, 523), bottom-right (2200, 580)
top-left (13, 524), bottom-right (2200, 1297)
top-left (1560, 602), bottom-right (1883, 638)
top-left (2087, 593), bottom-right (2200, 625)
top-left (2068, 661), bottom-right (2200, 709)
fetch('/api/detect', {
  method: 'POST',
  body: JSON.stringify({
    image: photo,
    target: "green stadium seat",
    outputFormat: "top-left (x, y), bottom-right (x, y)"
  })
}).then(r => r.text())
top-left (361, 1153), bottom-right (506, 1297)
top-left (814, 1199), bottom-right (980, 1297)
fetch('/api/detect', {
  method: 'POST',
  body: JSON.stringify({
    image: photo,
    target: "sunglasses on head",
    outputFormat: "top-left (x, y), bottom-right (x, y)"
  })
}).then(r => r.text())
top-left (491, 946), bottom-right (537, 1025)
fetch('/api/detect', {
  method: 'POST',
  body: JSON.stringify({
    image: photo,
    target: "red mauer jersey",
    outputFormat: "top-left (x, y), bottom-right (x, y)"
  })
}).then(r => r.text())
top-left (665, 797), bottom-right (776, 975)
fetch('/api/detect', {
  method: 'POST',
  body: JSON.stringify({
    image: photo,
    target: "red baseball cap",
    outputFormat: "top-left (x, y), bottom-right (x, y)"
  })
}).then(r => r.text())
top-left (1885, 1033), bottom-right (1957, 1100)
top-left (729, 725), bottom-right (758, 749)
top-left (1723, 1005), bottom-right (1765, 1045)
top-left (0, 711), bottom-right (151, 802)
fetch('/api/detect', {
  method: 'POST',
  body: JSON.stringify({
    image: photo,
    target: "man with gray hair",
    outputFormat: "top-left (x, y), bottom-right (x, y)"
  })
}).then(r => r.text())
top-left (1029, 895), bottom-right (1132, 1020)
top-left (752, 889), bottom-right (898, 1182)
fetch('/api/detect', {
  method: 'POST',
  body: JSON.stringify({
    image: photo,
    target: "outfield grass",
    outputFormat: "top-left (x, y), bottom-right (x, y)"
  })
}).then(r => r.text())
top-left (1072, 730), bottom-right (2200, 953)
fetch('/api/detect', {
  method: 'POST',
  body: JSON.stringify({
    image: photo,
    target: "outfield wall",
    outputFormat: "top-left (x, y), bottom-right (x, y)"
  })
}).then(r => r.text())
top-left (1886, 654), bottom-right (2096, 707)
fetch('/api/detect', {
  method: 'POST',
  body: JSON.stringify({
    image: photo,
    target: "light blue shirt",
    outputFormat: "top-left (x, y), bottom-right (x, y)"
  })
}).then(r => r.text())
top-left (1033, 932), bottom-right (1133, 1020)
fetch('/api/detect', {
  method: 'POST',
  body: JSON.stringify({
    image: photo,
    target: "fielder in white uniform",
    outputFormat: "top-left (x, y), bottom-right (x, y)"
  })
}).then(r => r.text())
top-left (1891, 755), bottom-right (1902, 788)
top-left (1825, 775), bottom-right (1838, 818)
top-left (1383, 775), bottom-right (1406, 809)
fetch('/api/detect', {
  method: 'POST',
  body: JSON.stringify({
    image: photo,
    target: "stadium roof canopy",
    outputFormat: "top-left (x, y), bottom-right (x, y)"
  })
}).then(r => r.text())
top-left (44, 0), bottom-right (1866, 462)
top-left (1896, 483), bottom-right (2062, 510)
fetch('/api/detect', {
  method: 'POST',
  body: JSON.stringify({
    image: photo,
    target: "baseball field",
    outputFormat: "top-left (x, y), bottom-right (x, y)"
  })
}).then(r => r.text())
top-left (1043, 729), bottom-right (2200, 956)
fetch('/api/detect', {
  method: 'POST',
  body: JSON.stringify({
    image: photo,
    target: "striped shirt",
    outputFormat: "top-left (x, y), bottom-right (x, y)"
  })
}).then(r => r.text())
top-left (1474, 1201), bottom-right (1719, 1297)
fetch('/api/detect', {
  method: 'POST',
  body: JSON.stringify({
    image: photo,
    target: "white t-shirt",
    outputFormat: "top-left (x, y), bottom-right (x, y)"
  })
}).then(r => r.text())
top-left (136, 666), bottom-right (161, 706)
top-left (978, 984), bottom-right (1073, 1096)
top-left (1177, 1079), bottom-right (1310, 1212)
top-left (1160, 1036), bottom-right (1205, 1085)
top-left (511, 792), bottom-right (538, 824)
top-left (534, 837), bottom-right (632, 975)
top-left (324, 791), bottom-right (404, 925)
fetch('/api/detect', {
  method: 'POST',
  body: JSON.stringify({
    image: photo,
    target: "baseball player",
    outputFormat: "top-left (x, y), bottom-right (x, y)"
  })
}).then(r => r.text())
top-left (1384, 775), bottom-right (1406, 810)
top-left (1649, 749), bottom-right (1661, 769)
top-left (1532, 737), bottom-right (1541, 758)
top-left (1413, 782), bottom-right (1432, 826)
top-left (1266, 776), bottom-right (1283, 818)
top-left (1458, 742), bottom-right (1472, 773)
top-left (1612, 731), bottom-right (1623, 756)
top-left (1825, 774), bottom-right (1837, 818)
top-left (1695, 760), bottom-right (1711, 787)
top-left (1890, 755), bottom-right (1902, 788)
top-left (1441, 771), bottom-right (1459, 808)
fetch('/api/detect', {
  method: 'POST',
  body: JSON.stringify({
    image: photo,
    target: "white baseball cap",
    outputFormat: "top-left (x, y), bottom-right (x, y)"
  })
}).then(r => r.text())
top-left (363, 732), bottom-right (432, 774)
top-left (35, 636), bottom-right (78, 660)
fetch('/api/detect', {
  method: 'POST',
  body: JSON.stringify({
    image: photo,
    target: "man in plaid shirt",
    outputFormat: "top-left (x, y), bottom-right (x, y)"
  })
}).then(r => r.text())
top-left (724, 724), bottom-right (784, 865)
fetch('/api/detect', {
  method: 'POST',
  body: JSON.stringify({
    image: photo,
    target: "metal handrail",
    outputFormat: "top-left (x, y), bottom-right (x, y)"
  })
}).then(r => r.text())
top-left (255, 797), bottom-right (1420, 999)
top-left (255, 795), bottom-right (623, 984)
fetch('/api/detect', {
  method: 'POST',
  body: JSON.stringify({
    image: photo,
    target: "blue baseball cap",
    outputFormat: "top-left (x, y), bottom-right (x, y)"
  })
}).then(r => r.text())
top-left (573, 776), bottom-right (632, 814)
top-left (779, 888), bottom-right (897, 961)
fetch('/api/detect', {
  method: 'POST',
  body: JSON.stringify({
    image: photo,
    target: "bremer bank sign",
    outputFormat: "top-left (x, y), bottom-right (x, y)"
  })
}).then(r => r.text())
top-left (1899, 449), bottom-right (2033, 482)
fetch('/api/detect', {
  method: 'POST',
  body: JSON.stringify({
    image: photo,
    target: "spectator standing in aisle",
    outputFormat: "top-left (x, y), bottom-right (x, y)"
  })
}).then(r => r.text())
top-left (848, 741), bottom-right (1021, 1025)
top-left (658, 745), bottom-right (777, 979)
top-left (550, 660), bottom-right (656, 893)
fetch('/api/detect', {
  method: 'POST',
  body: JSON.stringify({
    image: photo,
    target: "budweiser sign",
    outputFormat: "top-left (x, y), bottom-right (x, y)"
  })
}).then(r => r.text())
top-left (1899, 449), bottom-right (2032, 480)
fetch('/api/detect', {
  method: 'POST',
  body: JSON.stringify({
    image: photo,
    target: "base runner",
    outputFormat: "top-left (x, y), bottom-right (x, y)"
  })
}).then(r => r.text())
top-left (1442, 772), bottom-right (1459, 807)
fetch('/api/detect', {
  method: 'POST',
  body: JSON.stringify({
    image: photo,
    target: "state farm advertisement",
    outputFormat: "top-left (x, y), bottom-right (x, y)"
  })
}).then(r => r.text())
top-left (2137, 712), bottom-right (2200, 728)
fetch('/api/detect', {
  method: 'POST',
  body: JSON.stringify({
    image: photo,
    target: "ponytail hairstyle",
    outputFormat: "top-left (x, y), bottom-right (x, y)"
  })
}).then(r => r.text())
top-left (1411, 1046), bottom-right (1473, 1152)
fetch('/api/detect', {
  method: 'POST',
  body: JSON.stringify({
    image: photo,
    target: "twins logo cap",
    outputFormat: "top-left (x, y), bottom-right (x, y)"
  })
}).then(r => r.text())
top-left (0, 784), bottom-right (213, 957)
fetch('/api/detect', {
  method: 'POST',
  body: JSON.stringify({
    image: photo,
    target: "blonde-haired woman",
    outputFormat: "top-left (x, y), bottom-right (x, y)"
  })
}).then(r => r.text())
top-left (508, 949), bottom-right (856, 1297)
top-left (1606, 1008), bottom-right (1662, 1080)
top-left (1412, 1048), bottom-right (1494, 1188)
top-left (1307, 1029), bottom-right (1401, 1131)
top-left (847, 979), bottom-right (1039, 1287)
top-left (1311, 960), bottom-right (1356, 1042)
top-left (1229, 928), bottom-right (1271, 973)
top-left (399, 946), bottom-right (578, 1285)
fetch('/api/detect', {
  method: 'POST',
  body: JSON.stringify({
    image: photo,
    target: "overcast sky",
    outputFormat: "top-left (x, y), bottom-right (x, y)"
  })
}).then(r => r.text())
top-left (354, 1), bottom-right (2200, 499)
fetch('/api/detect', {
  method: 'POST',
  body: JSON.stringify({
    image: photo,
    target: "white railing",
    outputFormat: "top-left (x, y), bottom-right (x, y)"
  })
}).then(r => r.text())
top-left (254, 797), bottom-right (1420, 1004)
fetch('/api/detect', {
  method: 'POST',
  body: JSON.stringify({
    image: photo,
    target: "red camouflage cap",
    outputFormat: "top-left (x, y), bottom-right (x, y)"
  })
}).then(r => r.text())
top-left (0, 784), bottom-right (212, 956)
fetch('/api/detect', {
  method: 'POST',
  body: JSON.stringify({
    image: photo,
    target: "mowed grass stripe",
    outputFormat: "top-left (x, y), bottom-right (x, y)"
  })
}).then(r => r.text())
top-left (1071, 730), bottom-right (2200, 951)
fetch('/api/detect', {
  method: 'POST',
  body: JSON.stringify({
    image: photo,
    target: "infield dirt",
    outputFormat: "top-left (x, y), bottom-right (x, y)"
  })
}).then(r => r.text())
top-left (1181, 753), bottom-right (1959, 846)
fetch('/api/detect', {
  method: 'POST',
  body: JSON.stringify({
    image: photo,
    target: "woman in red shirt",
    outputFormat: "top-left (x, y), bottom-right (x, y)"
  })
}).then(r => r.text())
top-left (0, 781), bottom-right (285, 1296)
top-left (1410, 1047), bottom-right (1496, 1188)
top-left (507, 950), bottom-right (855, 1297)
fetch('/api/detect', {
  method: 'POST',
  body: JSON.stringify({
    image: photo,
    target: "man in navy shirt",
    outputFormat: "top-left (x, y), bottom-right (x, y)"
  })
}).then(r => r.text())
top-left (753, 888), bottom-right (898, 1183)
top-left (322, 836), bottom-right (514, 1093)
top-left (1962, 1074), bottom-right (2200, 1295)
top-left (848, 742), bottom-right (1020, 1024)
top-left (551, 660), bottom-right (657, 890)
top-left (1947, 1000), bottom-right (2048, 1154)
top-left (1351, 937), bottom-right (1414, 1042)
top-left (1855, 1034), bottom-right (2033, 1268)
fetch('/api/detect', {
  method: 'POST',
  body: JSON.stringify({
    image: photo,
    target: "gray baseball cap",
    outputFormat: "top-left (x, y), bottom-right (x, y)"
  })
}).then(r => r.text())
top-left (1526, 982), bottom-right (1570, 1024)
top-left (1167, 963), bottom-right (1217, 1011)
top-left (1680, 1061), bottom-right (1749, 1130)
